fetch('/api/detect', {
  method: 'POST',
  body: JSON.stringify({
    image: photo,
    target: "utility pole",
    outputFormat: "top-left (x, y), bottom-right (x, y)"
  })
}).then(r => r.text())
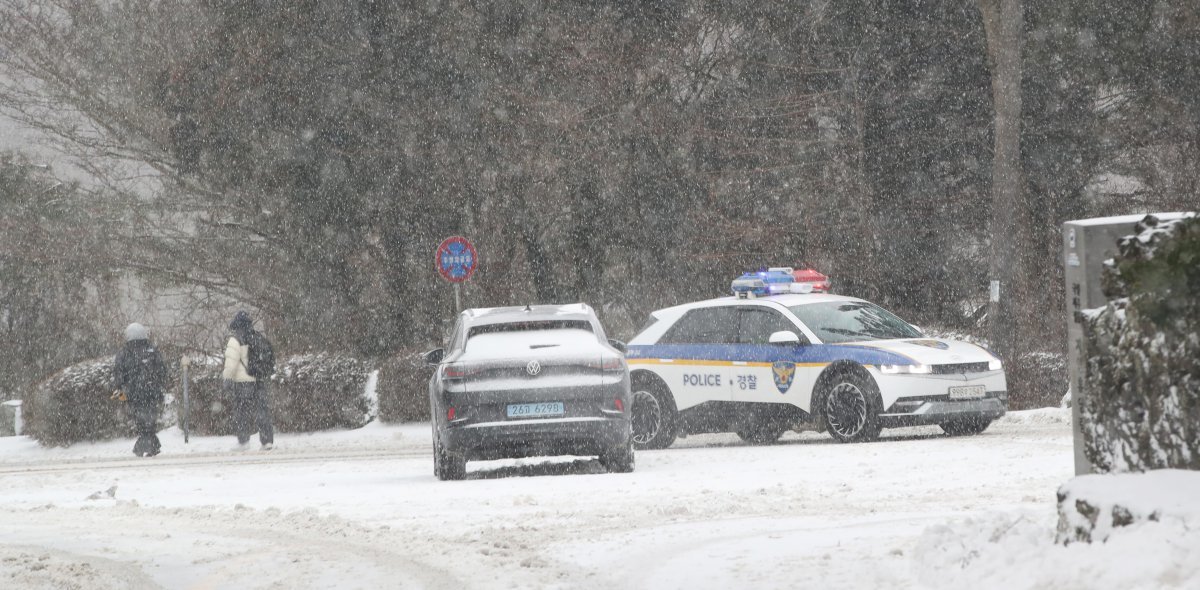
top-left (980, 0), bottom-right (1025, 362)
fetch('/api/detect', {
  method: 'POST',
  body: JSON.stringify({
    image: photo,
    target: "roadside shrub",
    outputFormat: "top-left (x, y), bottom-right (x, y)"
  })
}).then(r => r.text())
top-left (376, 349), bottom-right (432, 423)
top-left (1005, 351), bottom-right (1068, 410)
top-left (23, 358), bottom-right (132, 446)
top-left (271, 352), bottom-right (374, 432)
top-left (1081, 214), bottom-right (1200, 472)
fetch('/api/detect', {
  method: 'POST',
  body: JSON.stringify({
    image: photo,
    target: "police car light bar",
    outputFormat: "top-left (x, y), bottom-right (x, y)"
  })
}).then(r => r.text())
top-left (732, 269), bottom-right (794, 298)
top-left (731, 266), bottom-right (831, 298)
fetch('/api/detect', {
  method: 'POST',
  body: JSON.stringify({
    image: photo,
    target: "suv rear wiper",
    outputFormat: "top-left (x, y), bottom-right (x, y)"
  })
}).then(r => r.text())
top-left (529, 344), bottom-right (561, 349)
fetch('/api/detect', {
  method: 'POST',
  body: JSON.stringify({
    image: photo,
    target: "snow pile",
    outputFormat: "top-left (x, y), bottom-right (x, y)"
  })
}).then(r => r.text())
top-left (996, 406), bottom-right (1070, 426)
top-left (1056, 470), bottom-right (1200, 544)
top-left (915, 471), bottom-right (1200, 590)
top-left (21, 359), bottom-right (134, 447)
top-left (1081, 214), bottom-right (1200, 471)
top-left (914, 508), bottom-right (1200, 590)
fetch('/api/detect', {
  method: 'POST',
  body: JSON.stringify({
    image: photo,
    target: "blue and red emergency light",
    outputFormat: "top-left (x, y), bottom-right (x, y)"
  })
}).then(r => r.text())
top-left (731, 266), bottom-right (832, 298)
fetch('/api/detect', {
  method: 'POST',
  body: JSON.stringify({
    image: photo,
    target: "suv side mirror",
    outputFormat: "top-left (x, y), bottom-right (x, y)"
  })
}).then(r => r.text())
top-left (768, 331), bottom-right (801, 345)
top-left (608, 339), bottom-right (628, 354)
top-left (423, 348), bottom-right (444, 366)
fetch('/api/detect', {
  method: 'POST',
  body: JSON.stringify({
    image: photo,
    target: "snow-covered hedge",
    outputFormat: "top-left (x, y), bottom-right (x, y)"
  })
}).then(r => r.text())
top-left (182, 352), bottom-right (375, 434)
top-left (271, 352), bottom-right (374, 432)
top-left (375, 350), bottom-right (432, 423)
top-left (22, 359), bottom-right (133, 446)
top-left (26, 352), bottom-right (377, 444)
top-left (176, 357), bottom-right (233, 436)
top-left (1080, 214), bottom-right (1200, 472)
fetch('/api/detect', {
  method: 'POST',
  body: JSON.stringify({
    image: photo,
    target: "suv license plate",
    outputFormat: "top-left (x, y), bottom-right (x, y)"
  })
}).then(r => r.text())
top-left (506, 402), bottom-right (565, 419)
top-left (948, 385), bottom-right (986, 400)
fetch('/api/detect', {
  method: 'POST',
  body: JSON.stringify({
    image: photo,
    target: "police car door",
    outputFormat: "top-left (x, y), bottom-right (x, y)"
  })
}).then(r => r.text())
top-left (730, 305), bottom-right (808, 405)
top-left (652, 306), bottom-right (736, 410)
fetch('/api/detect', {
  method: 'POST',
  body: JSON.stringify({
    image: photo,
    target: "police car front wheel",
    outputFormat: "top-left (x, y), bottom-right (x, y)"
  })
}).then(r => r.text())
top-left (821, 372), bottom-right (883, 443)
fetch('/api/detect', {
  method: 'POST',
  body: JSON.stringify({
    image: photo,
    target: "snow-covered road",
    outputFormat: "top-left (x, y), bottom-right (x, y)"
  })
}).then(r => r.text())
top-left (2, 410), bottom-right (1192, 589)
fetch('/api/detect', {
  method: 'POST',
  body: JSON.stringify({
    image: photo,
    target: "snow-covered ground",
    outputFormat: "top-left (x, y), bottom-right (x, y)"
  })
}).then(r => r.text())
top-left (1, 409), bottom-right (1195, 589)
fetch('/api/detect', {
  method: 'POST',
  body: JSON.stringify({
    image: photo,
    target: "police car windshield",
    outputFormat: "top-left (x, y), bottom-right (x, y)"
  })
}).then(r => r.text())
top-left (787, 302), bottom-right (921, 343)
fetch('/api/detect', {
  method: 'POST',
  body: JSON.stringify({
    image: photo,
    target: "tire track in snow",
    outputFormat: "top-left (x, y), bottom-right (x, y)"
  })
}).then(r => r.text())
top-left (0, 447), bottom-right (433, 476)
top-left (2, 503), bottom-right (465, 590)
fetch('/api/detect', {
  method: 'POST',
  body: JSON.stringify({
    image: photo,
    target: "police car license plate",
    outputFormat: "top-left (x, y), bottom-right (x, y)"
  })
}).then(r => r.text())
top-left (948, 385), bottom-right (986, 400)
top-left (506, 402), bottom-right (565, 419)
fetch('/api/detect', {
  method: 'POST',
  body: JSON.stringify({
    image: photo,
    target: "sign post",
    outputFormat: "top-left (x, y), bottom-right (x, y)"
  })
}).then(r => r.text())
top-left (435, 236), bottom-right (478, 313)
top-left (181, 356), bottom-right (191, 444)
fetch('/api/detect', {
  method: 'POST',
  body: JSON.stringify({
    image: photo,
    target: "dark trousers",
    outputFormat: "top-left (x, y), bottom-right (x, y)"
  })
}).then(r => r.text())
top-left (130, 402), bottom-right (161, 456)
top-left (233, 381), bottom-right (274, 445)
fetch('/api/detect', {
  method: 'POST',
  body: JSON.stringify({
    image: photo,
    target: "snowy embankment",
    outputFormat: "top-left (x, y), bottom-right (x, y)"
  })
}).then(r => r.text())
top-left (916, 469), bottom-right (1200, 590)
top-left (0, 408), bottom-right (1196, 589)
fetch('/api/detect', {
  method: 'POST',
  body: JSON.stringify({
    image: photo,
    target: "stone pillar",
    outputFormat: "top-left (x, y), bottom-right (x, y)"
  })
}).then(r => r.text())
top-left (1063, 213), bottom-right (1191, 475)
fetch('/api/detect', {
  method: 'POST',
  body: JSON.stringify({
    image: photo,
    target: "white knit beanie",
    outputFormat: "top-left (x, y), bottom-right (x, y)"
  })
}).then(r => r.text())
top-left (124, 323), bottom-right (149, 342)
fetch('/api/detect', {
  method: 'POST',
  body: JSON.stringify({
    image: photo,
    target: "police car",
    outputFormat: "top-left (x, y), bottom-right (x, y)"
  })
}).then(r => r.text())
top-left (624, 269), bottom-right (1007, 448)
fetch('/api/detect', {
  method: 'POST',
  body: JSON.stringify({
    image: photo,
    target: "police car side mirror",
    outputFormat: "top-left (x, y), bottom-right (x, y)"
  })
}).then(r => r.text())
top-left (768, 331), bottom-right (801, 345)
top-left (423, 348), bottom-right (444, 366)
top-left (608, 339), bottom-right (628, 354)
top-left (909, 324), bottom-right (925, 336)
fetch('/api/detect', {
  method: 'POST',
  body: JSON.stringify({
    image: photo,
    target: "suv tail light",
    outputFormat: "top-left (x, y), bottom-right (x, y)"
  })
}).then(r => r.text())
top-left (441, 364), bottom-right (479, 380)
top-left (588, 358), bottom-right (624, 372)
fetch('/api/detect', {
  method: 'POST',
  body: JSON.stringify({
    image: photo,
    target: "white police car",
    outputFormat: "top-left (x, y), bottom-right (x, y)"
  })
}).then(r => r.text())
top-left (625, 271), bottom-right (1006, 448)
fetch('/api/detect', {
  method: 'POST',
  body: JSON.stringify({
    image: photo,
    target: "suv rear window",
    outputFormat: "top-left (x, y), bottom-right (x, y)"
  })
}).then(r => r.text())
top-left (467, 320), bottom-right (593, 339)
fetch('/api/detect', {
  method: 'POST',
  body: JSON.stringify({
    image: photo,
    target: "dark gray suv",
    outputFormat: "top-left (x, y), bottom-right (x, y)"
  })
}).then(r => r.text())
top-left (424, 304), bottom-right (633, 480)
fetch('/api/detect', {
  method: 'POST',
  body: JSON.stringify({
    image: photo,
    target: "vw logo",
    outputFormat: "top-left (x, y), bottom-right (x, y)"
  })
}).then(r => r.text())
top-left (526, 360), bottom-right (541, 376)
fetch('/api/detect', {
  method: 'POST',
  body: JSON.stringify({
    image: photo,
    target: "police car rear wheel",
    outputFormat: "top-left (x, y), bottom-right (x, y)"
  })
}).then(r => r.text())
top-left (631, 388), bottom-right (677, 450)
top-left (822, 374), bottom-right (882, 443)
top-left (736, 423), bottom-right (787, 445)
top-left (940, 418), bottom-right (992, 436)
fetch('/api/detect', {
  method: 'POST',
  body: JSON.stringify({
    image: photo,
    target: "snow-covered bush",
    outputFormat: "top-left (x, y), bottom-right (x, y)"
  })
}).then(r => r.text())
top-left (921, 327), bottom-right (1067, 409)
top-left (375, 350), bottom-right (432, 423)
top-left (271, 353), bottom-right (374, 432)
top-left (1006, 350), bottom-right (1068, 409)
top-left (1080, 214), bottom-right (1200, 472)
top-left (22, 359), bottom-right (133, 446)
top-left (177, 352), bottom-right (375, 435)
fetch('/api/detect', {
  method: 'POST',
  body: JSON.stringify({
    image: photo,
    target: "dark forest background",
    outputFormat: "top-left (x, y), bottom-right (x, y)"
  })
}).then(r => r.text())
top-left (1, 0), bottom-right (1197, 407)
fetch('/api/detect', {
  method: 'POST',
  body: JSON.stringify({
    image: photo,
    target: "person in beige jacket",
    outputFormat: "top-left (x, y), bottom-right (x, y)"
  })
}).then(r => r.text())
top-left (223, 311), bottom-right (275, 450)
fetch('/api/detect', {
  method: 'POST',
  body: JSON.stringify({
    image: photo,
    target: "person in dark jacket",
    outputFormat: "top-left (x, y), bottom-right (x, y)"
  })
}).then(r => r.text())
top-left (223, 311), bottom-right (275, 450)
top-left (113, 323), bottom-right (168, 457)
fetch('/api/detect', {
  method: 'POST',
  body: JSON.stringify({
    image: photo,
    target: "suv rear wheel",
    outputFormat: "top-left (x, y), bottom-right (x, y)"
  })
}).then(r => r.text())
top-left (599, 438), bottom-right (635, 473)
top-left (434, 434), bottom-right (466, 481)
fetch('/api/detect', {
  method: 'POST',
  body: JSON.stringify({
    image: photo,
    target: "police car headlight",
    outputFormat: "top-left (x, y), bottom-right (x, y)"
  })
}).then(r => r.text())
top-left (988, 358), bottom-right (1003, 371)
top-left (879, 364), bottom-right (931, 375)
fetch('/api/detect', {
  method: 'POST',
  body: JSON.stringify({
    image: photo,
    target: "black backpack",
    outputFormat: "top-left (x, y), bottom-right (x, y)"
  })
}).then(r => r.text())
top-left (243, 330), bottom-right (276, 379)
